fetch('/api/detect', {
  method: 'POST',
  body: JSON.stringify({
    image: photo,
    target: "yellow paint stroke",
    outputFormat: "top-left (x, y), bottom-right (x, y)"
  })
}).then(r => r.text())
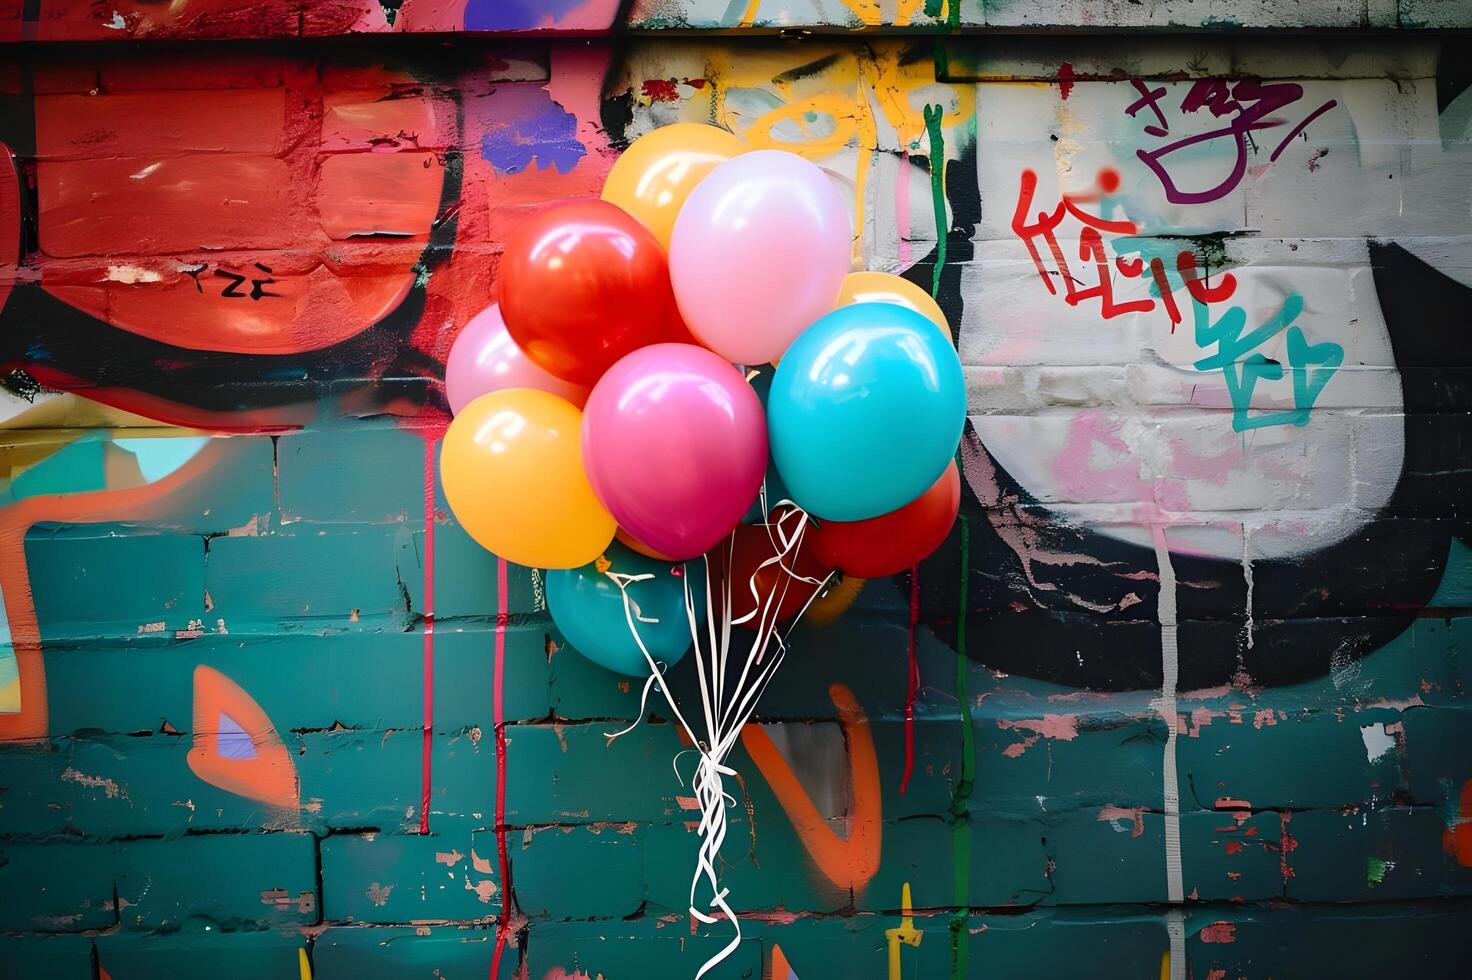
top-left (741, 683), bottom-right (881, 893)
top-left (737, 0), bottom-right (762, 28)
top-left (708, 43), bottom-right (972, 261)
top-left (1159, 950), bottom-right (1170, 980)
top-left (299, 947), bottom-right (312, 980)
top-left (885, 881), bottom-right (923, 978)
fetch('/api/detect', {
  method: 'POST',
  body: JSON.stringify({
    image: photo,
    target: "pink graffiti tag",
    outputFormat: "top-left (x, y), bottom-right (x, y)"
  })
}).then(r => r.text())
top-left (1128, 78), bottom-right (1338, 204)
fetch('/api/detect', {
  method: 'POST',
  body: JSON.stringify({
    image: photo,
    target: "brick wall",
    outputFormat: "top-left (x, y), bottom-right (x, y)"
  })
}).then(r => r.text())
top-left (2, 3), bottom-right (1471, 977)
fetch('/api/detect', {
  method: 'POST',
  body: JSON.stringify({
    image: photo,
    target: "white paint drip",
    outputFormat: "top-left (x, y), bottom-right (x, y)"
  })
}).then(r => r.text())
top-left (1150, 527), bottom-right (1186, 942)
top-left (1242, 532), bottom-right (1255, 650)
top-left (1360, 722), bottom-right (1396, 762)
top-left (1166, 906), bottom-right (1187, 980)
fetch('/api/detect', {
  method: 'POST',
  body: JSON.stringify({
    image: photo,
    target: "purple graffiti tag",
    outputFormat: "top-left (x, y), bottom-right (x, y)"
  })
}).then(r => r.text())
top-left (1131, 79), bottom-right (1337, 204)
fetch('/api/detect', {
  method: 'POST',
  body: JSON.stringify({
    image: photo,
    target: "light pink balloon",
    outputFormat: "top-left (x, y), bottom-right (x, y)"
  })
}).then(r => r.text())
top-left (444, 304), bottom-right (589, 416)
top-left (582, 344), bottom-right (767, 561)
top-left (668, 149), bottom-right (851, 365)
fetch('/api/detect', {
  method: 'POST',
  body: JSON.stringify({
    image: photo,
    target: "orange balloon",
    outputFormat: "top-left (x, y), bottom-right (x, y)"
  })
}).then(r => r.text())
top-left (601, 123), bottom-right (747, 250)
top-left (834, 271), bottom-right (951, 340)
top-left (440, 389), bottom-right (614, 569)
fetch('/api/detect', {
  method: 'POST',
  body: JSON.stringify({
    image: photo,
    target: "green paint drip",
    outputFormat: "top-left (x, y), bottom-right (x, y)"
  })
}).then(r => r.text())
top-left (924, 104), bottom-right (947, 299)
top-left (950, 514), bottom-right (975, 979)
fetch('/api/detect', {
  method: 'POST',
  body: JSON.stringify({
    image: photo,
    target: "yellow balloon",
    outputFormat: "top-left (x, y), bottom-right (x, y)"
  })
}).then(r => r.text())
top-left (834, 271), bottom-right (952, 340)
top-left (601, 123), bottom-right (746, 250)
top-left (440, 389), bottom-right (615, 569)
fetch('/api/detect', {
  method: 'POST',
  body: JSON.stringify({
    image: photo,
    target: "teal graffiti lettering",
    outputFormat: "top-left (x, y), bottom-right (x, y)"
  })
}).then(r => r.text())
top-left (1190, 292), bottom-right (1343, 431)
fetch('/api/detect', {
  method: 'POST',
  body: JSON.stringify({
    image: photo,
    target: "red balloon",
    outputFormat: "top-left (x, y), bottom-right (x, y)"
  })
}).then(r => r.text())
top-left (713, 508), bottom-right (832, 629)
top-left (500, 199), bottom-right (686, 386)
top-left (809, 461), bottom-right (960, 577)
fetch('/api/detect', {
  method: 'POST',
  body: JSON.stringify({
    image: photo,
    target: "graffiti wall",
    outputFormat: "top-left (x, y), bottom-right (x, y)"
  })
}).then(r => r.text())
top-left (2, 5), bottom-right (1471, 978)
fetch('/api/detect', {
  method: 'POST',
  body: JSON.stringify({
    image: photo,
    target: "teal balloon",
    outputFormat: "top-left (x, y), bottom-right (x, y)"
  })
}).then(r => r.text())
top-left (742, 364), bottom-right (790, 523)
top-left (546, 541), bottom-right (705, 677)
top-left (768, 302), bottom-right (966, 521)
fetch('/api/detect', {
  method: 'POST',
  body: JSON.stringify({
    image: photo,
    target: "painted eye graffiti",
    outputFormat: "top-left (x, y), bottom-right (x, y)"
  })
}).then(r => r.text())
top-left (0, 64), bottom-right (460, 428)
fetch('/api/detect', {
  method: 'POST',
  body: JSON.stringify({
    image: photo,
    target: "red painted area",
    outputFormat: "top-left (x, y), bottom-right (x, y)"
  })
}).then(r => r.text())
top-left (33, 69), bottom-right (449, 355)
top-left (1278, 812), bottom-right (1297, 882)
top-left (641, 79), bottom-right (680, 102)
top-left (0, 140), bottom-right (17, 315)
top-left (1058, 62), bottom-right (1076, 100)
top-left (1199, 921), bottom-right (1237, 944)
top-left (900, 566), bottom-right (919, 795)
top-left (490, 556), bottom-right (513, 975)
top-left (1443, 778), bottom-right (1472, 866)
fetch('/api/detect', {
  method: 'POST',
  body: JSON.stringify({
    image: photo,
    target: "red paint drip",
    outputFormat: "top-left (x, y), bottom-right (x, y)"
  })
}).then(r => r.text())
top-left (420, 437), bottom-right (438, 834)
top-left (900, 565), bottom-right (920, 795)
top-left (1058, 62), bottom-right (1076, 100)
top-left (641, 79), bottom-right (680, 102)
top-left (490, 557), bottom-right (512, 976)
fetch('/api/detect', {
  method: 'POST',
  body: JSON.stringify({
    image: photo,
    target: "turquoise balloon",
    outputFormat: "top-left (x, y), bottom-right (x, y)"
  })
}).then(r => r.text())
top-left (768, 302), bottom-right (966, 521)
top-left (547, 540), bottom-right (705, 677)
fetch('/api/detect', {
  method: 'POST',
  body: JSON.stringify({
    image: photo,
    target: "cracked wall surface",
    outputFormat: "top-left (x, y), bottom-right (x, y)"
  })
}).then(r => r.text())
top-left (1, 4), bottom-right (1471, 978)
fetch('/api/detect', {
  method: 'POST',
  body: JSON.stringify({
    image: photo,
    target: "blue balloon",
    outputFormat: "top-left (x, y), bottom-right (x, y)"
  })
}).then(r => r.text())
top-left (768, 302), bottom-right (965, 521)
top-left (546, 540), bottom-right (705, 677)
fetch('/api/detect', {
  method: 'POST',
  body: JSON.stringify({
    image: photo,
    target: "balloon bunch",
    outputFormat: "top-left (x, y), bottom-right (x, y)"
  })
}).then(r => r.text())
top-left (440, 124), bottom-right (966, 977)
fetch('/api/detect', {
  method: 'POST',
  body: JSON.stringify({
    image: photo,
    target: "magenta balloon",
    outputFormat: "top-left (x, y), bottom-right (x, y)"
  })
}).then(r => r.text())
top-left (668, 150), bottom-right (851, 365)
top-left (444, 304), bottom-right (589, 416)
top-left (582, 344), bottom-right (768, 560)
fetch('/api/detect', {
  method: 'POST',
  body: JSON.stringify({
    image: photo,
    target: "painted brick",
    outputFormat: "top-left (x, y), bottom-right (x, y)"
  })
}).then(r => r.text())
top-left (26, 528), bottom-right (207, 642)
top-left (95, 928), bottom-right (306, 980)
top-left (205, 527), bottom-right (414, 633)
top-left (114, 832), bottom-right (317, 931)
top-left (298, 728), bottom-right (496, 831)
top-left (320, 831), bottom-right (499, 923)
top-left (515, 823), bottom-right (643, 919)
top-left (0, 842), bottom-right (115, 932)
top-left (313, 924), bottom-right (516, 980)
top-left (502, 722), bottom-right (687, 825)
top-left (0, 934), bottom-right (96, 978)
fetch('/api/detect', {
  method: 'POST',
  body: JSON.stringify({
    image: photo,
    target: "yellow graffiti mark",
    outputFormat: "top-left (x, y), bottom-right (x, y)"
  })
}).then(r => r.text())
top-left (705, 43), bottom-right (972, 259)
top-left (738, 0), bottom-right (925, 27)
top-left (299, 947), bottom-right (312, 980)
top-left (885, 881), bottom-right (923, 979)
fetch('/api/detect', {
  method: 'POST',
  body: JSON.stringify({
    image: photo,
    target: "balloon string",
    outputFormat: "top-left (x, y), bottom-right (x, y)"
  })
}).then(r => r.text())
top-left (606, 512), bottom-right (827, 980)
top-left (603, 668), bottom-right (664, 740)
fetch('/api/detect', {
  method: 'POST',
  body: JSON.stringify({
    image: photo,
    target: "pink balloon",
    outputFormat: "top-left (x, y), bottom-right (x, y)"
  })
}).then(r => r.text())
top-left (582, 344), bottom-right (767, 561)
top-left (669, 149), bottom-right (851, 365)
top-left (444, 304), bottom-right (589, 416)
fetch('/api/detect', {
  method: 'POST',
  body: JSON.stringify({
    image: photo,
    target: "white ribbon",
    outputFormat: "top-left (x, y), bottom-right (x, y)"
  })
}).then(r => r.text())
top-left (603, 502), bottom-right (835, 979)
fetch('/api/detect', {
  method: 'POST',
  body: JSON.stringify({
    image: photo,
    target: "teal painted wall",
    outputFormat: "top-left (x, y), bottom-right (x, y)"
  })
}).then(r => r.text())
top-left (2, 9), bottom-right (1472, 979)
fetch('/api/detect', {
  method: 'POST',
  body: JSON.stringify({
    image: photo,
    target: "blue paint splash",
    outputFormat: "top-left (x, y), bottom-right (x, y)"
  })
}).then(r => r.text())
top-left (464, 0), bottom-right (590, 31)
top-left (478, 87), bottom-right (586, 175)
